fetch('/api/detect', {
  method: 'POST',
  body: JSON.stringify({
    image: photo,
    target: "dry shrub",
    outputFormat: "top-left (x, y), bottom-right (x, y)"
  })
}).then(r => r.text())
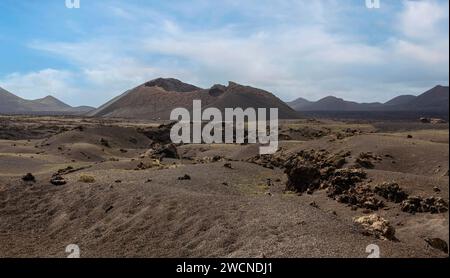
top-left (79, 175), bottom-right (95, 183)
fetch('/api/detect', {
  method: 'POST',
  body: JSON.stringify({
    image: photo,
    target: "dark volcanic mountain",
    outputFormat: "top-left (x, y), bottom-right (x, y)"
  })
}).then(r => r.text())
top-left (33, 95), bottom-right (72, 110)
top-left (404, 85), bottom-right (449, 111)
top-left (0, 87), bottom-right (94, 114)
top-left (0, 87), bottom-right (31, 113)
top-left (144, 78), bottom-right (202, 92)
top-left (288, 85), bottom-right (449, 112)
top-left (384, 95), bottom-right (416, 106)
top-left (296, 96), bottom-right (382, 111)
top-left (89, 78), bottom-right (300, 119)
top-left (287, 97), bottom-right (313, 111)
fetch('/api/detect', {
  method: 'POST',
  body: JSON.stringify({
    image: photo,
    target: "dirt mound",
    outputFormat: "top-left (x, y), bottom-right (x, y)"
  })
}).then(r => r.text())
top-left (43, 126), bottom-right (152, 150)
top-left (284, 126), bottom-right (330, 140)
top-left (246, 149), bottom-right (291, 169)
top-left (315, 133), bottom-right (448, 177)
top-left (135, 159), bottom-right (164, 170)
top-left (355, 152), bottom-right (382, 169)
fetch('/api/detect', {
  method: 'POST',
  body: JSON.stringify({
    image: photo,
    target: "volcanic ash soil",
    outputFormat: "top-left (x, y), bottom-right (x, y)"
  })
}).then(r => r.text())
top-left (0, 116), bottom-right (448, 257)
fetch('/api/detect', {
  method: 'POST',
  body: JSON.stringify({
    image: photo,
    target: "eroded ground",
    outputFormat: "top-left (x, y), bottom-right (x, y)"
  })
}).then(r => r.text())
top-left (0, 115), bottom-right (448, 257)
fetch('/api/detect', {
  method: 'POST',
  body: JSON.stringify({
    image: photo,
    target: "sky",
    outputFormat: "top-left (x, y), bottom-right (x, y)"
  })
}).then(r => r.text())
top-left (0, 0), bottom-right (448, 107)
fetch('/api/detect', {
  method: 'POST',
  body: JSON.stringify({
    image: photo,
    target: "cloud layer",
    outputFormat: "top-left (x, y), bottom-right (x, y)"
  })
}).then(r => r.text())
top-left (0, 0), bottom-right (448, 106)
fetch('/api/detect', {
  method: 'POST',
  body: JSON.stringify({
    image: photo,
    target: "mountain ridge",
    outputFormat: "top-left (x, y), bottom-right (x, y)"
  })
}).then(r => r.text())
top-left (0, 87), bottom-right (94, 115)
top-left (288, 85), bottom-right (449, 112)
top-left (88, 78), bottom-right (301, 119)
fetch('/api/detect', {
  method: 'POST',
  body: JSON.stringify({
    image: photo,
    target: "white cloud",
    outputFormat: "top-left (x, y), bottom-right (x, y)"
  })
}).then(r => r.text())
top-left (3, 0), bottom-right (447, 105)
top-left (393, 39), bottom-right (448, 64)
top-left (0, 69), bottom-right (79, 101)
top-left (398, 0), bottom-right (448, 40)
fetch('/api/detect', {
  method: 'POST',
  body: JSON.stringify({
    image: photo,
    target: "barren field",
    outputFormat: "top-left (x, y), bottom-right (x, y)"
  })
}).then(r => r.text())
top-left (0, 116), bottom-right (448, 258)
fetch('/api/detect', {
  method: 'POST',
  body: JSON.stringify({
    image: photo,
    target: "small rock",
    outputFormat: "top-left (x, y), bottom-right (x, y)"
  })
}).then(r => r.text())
top-left (115, 180), bottom-right (122, 183)
top-left (50, 175), bottom-right (66, 186)
top-left (424, 238), bottom-right (448, 253)
top-left (433, 186), bottom-right (441, 193)
top-left (100, 138), bottom-right (110, 148)
top-left (105, 206), bottom-right (114, 213)
top-left (178, 174), bottom-right (191, 180)
top-left (224, 163), bottom-right (233, 169)
top-left (309, 201), bottom-right (319, 208)
top-left (407, 135), bottom-right (413, 139)
top-left (22, 173), bottom-right (36, 183)
top-left (353, 214), bottom-right (396, 240)
top-left (212, 155), bottom-right (223, 162)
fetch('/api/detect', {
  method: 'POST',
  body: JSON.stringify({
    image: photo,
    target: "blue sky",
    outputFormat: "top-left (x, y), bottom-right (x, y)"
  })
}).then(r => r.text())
top-left (0, 0), bottom-right (448, 107)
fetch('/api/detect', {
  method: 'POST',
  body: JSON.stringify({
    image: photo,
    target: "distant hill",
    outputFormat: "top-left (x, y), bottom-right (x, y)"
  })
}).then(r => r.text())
top-left (404, 85), bottom-right (449, 111)
top-left (0, 87), bottom-right (94, 115)
top-left (33, 95), bottom-right (72, 110)
top-left (88, 78), bottom-right (300, 119)
top-left (288, 85), bottom-right (449, 113)
top-left (287, 97), bottom-right (313, 111)
top-left (384, 95), bottom-right (416, 106)
top-left (295, 96), bottom-right (383, 111)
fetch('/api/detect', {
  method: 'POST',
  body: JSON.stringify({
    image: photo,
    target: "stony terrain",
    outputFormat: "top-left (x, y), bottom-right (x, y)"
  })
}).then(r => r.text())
top-left (0, 115), bottom-right (448, 257)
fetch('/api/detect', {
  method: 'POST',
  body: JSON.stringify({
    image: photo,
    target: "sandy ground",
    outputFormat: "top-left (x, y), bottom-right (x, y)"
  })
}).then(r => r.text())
top-left (0, 116), bottom-right (448, 258)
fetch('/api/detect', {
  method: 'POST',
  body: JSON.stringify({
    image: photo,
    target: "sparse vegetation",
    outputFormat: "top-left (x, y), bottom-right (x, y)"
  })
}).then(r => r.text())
top-left (78, 175), bottom-right (95, 183)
